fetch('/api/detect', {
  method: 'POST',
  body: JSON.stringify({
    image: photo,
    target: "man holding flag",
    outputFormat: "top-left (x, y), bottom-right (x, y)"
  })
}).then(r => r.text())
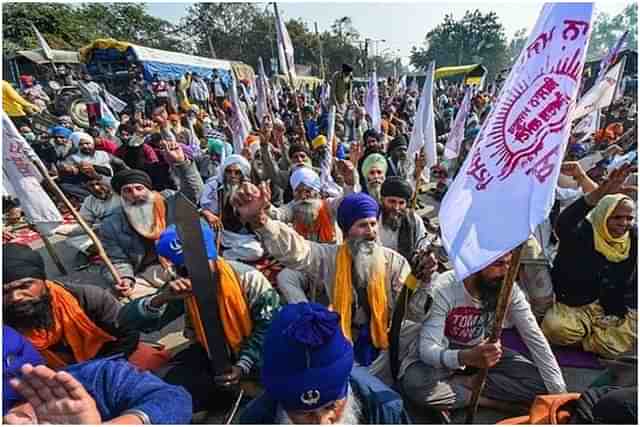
top-left (400, 2), bottom-right (596, 415)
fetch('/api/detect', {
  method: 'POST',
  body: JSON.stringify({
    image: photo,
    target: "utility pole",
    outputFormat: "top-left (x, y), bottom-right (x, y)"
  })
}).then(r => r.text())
top-left (208, 36), bottom-right (217, 58)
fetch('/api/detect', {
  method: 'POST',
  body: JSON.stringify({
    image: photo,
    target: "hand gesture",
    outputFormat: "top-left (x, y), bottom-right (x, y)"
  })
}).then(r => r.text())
top-left (336, 159), bottom-right (355, 185)
top-left (231, 181), bottom-right (271, 225)
top-left (161, 140), bottom-right (186, 164)
top-left (605, 144), bottom-right (624, 158)
top-left (560, 161), bottom-right (585, 179)
top-left (415, 151), bottom-right (427, 177)
top-left (462, 339), bottom-right (503, 369)
top-left (114, 278), bottom-right (135, 299)
top-left (349, 142), bottom-right (364, 165)
top-left (163, 278), bottom-right (193, 301)
top-left (586, 162), bottom-right (637, 206)
top-left (78, 162), bottom-right (97, 178)
top-left (202, 210), bottom-right (223, 232)
top-left (6, 364), bottom-right (101, 425)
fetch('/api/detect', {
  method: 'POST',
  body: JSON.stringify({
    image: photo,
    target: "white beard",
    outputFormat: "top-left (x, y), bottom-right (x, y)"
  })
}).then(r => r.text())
top-left (276, 389), bottom-right (362, 425)
top-left (122, 194), bottom-right (156, 236)
top-left (223, 182), bottom-right (240, 207)
top-left (292, 199), bottom-right (322, 228)
top-left (348, 237), bottom-right (386, 288)
top-left (367, 181), bottom-right (383, 205)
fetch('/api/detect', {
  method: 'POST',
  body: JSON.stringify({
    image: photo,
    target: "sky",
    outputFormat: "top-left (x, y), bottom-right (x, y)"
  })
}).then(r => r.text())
top-left (147, 1), bottom-right (632, 65)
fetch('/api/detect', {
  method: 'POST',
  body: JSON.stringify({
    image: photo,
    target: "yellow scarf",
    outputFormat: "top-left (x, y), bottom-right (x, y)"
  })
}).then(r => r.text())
top-left (185, 258), bottom-right (253, 355)
top-left (332, 244), bottom-right (389, 349)
top-left (586, 194), bottom-right (632, 263)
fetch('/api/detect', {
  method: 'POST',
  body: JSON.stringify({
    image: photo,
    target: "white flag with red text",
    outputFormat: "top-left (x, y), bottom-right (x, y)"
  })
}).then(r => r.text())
top-left (439, 3), bottom-right (593, 280)
top-left (3, 112), bottom-right (63, 235)
top-left (572, 58), bottom-right (624, 121)
top-left (444, 86), bottom-right (472, 159)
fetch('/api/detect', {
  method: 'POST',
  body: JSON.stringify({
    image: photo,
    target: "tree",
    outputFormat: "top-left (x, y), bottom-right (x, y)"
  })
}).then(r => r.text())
top-left (409, 9), bottom-right (508, 80)
top-left (507, 28), bottom-right (529, 65)
top-left (587, 4), bottom-right (637, 61)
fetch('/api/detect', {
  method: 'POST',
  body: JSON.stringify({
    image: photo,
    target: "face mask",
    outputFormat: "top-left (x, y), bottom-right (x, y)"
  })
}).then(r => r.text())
top-left (22, 132), bottom-right (36, 142)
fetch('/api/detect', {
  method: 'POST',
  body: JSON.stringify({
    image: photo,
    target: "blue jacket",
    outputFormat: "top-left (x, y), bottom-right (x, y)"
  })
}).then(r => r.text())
top-left (239, 366), bottom-right (411, 424)
top-left (3, 326), bottom-right (44, 415)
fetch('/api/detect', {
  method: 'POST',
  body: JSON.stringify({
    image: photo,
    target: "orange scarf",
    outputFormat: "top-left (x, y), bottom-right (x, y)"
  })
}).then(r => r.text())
top-left (294, 200), bottom-right (336, 243)
top-left (126, 192), bottom-right (167, 241)
top-left (23, 281), bottom-right (116, 369)
top-left (185, 259), bottom-right (253, 356)
top-left (332, 244), bottom-right (389, 349)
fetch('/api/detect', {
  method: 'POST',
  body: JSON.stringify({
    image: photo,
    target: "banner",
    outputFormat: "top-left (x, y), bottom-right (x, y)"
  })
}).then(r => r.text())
top-left (3, 112), bottom-right (63, 235)
top-left (573, 109), bottom-right (599, 142)
top-left (229, 76), bottom-right (251, 154)
top-left (444, 86), bottom-right (472, 159)
top-left (407, 61), bottom-right (437, 180)
top-left (275, 8), bottom-right (296, 78)
top-left (365, 70), bottom-right (382, 133)
top-left (572, 57), bottom-right (624, 121)
top-left (439, 3), bottom-right (593, 280)
top-left (256, 57), bottom-right (270, 126)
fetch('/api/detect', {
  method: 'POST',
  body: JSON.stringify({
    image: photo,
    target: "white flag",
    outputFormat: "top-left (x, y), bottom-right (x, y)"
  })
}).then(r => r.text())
top-left (573, 109), bottom-right (599, 142)
top-left (3, 112), bottom-right (63, 235)
top-left (439, 3), bottom-right (593, 280)
top-left (365, 70), bottom-right (382, 133)
top-left (31, 24), bottom-right (54, 62)
top-left (256, 57), bottom-right (270, 127)
top-left (398, 75), bottom-right (407, 94)
top-left (444, 86), bottom-right (472, 159)
top-left (229, 77), bottom-right (251, 154)
top-left (409, 76), bottom-right (418, 93)
top-left (572, 58), bottom-right (624, 121)
top-left (407, 61), bottom-right (437, 179)
top-left (594, 30), bottom-right (628, 85)
top-left (275, 9), bottom-right (296, 78)
top-left (320, 105), bottom-right (343, 197)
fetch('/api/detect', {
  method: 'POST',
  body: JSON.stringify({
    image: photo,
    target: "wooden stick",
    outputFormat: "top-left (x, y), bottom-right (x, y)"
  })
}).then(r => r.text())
top-left (465, 243), bottom-right (524, 424)
top-left (30, 221), bottom-right (68, 276)
top-left (25, 153), bottom-right (122, 285)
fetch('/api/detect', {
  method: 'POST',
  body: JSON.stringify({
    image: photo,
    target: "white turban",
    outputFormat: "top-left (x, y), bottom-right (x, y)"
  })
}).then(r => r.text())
top-left (220, 154), bottom-right (251, 180)
top-left (290, 167), bottom-right (321, 192)
top-left (69, 131), bottom-right (93, 147)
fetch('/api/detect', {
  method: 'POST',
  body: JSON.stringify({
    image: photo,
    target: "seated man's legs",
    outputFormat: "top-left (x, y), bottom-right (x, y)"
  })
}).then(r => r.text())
top-left (483, 348), bottom-right (549, 404)
top-left (400, 361), bottom-right (470, 410)
top-left (542, 302), bottom-right (591, 346)
top-left (276, 268), bottom-right (309, 303)
top-left (59, 182), bottom-right (91, 200)
top-left (582, 305), bottom-right (637, 359)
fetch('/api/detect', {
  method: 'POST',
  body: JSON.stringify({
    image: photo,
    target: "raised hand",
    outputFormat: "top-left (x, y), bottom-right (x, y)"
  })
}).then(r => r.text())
top-left (161, 140), bottom-right (186, 164)
top-left (7, 364), bottom-right (101, 425)
top-left (349, 142), bottom-right (364, 165)
top-left (585, 162), bottom-right (637, 206)
top-left (231, 181), bottom-right (271, 226)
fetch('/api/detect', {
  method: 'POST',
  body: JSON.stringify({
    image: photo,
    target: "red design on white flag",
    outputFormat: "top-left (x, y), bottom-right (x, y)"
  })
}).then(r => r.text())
top-left (439, 3), bottom-right (593, 280)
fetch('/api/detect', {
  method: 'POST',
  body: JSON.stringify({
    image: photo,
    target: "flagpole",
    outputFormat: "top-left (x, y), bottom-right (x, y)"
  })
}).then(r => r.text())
top-left (465, 243), bottom-right (524, 424)
top-left (24, 151), bottom-right (122, 285)
top-left (315, 22), bottom-right (325, 82)
top-left (26, 220), bottom-right (68, 276)
top-left (605, 55), bottom-right (627, 126)
top-left (273, 2), bottom-right (308, 145)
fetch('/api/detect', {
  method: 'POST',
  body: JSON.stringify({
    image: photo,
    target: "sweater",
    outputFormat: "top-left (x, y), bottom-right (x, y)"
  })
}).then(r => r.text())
top-left (552, 197), bottom-right (637, 315)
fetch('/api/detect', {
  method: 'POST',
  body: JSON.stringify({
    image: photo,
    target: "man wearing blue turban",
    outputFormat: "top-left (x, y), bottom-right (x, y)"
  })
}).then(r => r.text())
top-left (239, 303), bottom-right (410, 424)
top-left (231, 183), bottom-right (411, 367)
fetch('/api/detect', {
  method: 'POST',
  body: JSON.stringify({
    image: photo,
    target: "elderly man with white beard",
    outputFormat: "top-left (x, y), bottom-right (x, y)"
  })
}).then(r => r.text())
top-left (232, 186), bottom-right (411, 367)
top-left (199, 154), bottom-right (266, 262)
top-left (239, 302), bottom-right (411, 424)
top-left (99, 141), bottom-right (204, 298)
top-left (360, 153), bottom-right (388, 205)
top-left (265, 166), bottom-right (355, 303)
top-left (378, 176), bottom-right (429, 262)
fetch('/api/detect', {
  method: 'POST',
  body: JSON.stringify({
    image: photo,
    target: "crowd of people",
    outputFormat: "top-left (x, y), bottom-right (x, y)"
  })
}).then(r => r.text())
top-left (1, 53), bottom-right (637, 424)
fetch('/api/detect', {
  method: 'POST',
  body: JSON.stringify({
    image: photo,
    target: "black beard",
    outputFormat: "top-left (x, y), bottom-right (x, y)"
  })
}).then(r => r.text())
top-left (4, 291), bottom-right (54, 330)
top-left (382, 210), bottom-right (403, 231)
top-left (478, 277), bottom-right (502, 317)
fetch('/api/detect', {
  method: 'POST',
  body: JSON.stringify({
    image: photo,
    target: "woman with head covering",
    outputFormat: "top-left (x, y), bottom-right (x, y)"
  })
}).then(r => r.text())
top-left (542, 164), bottom-right (637, 358)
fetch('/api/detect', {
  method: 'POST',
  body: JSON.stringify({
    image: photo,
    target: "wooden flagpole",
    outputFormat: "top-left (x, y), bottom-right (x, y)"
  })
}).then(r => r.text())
top-left (465, 243), bottom-right (524, 424)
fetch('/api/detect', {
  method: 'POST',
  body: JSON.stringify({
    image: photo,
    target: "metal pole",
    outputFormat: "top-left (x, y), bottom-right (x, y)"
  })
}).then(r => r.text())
top-left (315, 22), bottom-right (325, 81)
top-left (465, 244), bottom-right (524, 424)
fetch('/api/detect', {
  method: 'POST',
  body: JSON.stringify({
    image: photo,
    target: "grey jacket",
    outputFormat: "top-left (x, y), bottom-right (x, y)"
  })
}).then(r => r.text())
top-left (99, 159), bottom-right (204, 285)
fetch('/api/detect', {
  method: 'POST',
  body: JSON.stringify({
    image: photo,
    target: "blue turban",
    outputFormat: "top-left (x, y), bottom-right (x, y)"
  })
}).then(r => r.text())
top-left (48, 126), bottom-right (72, 139)
top-left (337, 192), bottom-right (379, 234)
top-left (155, 223), bottom-right (217, 267)
top-left (261, 303), bottom-right (353, 412)
top-left (3, 326), bottom-right (45, 415)
top-left (569, 143), bottom-right (587, 158)
top-left (97, 116), bottom-right (116, 129)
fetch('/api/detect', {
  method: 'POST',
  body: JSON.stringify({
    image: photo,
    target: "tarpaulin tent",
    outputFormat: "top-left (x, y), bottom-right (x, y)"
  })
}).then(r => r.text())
top-left (79, 38), bottom-right (234, 86)
top-left (434, 64), bottom-right (487, 85)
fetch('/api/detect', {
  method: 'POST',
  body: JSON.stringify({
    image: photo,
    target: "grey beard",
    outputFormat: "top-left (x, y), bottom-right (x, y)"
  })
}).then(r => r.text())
top-left (382, 210), bottom-right (403, 231)
top-left (55, 143), bottom-right (72, 159)
top-left (276, 389), bottom-right (362, 425)
top-left (292, 199), bottom-right (322, 228)
top-left (348, 237), bottom-right (385, 288)
top-left (122, 195), bottom-right (155, 235)
top-left (224, 183), bottom-right (240, 206)
top-left (367, 181), bottom-right (383, 204)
